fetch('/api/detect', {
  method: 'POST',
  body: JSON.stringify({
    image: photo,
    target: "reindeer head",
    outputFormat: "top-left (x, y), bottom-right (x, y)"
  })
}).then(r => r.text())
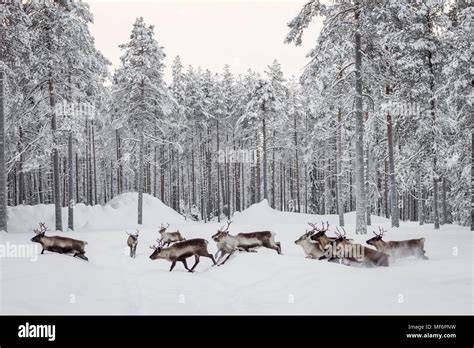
top-left (295, 229), bottom-right (315, 245)
top-left (127, 230), bottom-right (139, 242)
top-left (158, 223), bottom-right (170, 234)
top-left (149, 239), bottom-right (166, 260)
top-left (366, 227), bottom-right (386, 247)
top-left (308, 221), bottom-right (330, 242)
top-left (31, 223), bottom-right (47, 243)
top-left (212, 221), bottom-right (232, 242)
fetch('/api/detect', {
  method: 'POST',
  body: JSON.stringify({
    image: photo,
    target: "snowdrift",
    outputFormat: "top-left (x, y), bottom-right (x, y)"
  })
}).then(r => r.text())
top-left (232, 198), bottom-right (389, 228)
top-left (7, 193), bottom-right (185, 233)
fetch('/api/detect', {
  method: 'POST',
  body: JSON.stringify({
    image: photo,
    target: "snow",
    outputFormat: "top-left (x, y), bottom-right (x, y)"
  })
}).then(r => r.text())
top-left (1, 194), bottom-right (472, 315)
top-left (7, 193), bottom-right (185, 234)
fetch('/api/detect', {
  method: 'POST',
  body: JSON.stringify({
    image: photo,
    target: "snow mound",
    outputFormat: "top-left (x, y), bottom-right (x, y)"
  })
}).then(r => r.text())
top-left (233, 199), bottom-right (391, 228)
top-left (232, 199), bottom-right (276, 222)
top-left (8, 193), bottom-right (185, 233)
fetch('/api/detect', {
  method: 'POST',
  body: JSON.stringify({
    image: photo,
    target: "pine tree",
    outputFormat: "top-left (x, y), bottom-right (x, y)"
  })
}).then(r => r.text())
top-left (113, 17), bottom-right (169, 225)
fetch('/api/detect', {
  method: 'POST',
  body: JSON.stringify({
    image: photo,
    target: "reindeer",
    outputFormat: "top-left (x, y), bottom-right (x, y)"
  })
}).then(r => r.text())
top-left (126, 230), bottom-right (139, 258)
top-left (294, 230), bottom-right (325, 259)
top-left (30, 223), bottom-right (89, 261)
top-left (158, 223), bottom-right (186, 247)
top-left (149, 238), bottom-right (216, 272)
top-left (308, 221), bottom-right (339, 250)
top-left (211, 221), bottom-right (254, 265)
top-left (211, 221), bottom-right (281, 265)
top-left (366, 227), bottom-right (428, 260)
top-left (326, 227), bottom-right (389, 267)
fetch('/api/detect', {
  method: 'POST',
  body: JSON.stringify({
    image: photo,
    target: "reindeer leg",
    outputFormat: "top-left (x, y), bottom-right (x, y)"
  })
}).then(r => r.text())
top-left (190, 255), bottom-right (200, 271)
top-left (263, 240), bottom-right (280, 254)
top-left (169, 261), bottom-right (177, 272)
top-left (74, 253), bottom-right (88, 261)
top-left (242, 246), bottom-right (257, 253)
top-left (215, 251), bottom-right (226, 265)
top-left (205, 252), bottom-right (216, 265)
top-left (181, 259), bottom-right (193, 272)
top-left (219, 250), bottom-right (235, 266)
top-left (41, 248), bottom-right (44, 255)
top-left (419, 253), bottom-right (429, 260)
top-left (214, 250), bottom-right (221, 259)
top-left (276, 242), bottom-right (282, 254)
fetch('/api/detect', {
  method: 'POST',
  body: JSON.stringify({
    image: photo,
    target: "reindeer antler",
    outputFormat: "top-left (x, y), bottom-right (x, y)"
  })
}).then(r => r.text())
top-left (34, 222), bottom-right (47, 234)
top-left (150, 238), bottom-right (165, 250)
top-left (335, 226), bottom-right (347, 240)
top-left (305, 229), bottom-right (315, 237)
top-left (320, 221), bottom-right (330, 231)
top-left (220, 220), bottom-right (232, 233)
top-left (375, 227), bottom-right (386, 238)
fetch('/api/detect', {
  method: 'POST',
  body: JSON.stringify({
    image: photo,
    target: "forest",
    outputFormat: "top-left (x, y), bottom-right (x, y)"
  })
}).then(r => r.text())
top-left (0, 0), bottom-right (472, 234)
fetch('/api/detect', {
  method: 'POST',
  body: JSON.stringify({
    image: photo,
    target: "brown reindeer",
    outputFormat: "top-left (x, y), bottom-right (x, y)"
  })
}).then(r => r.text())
top-left (308, 222), bottom-right (339, 250)
top-left (158, 223), bottom-right (186, 247)
top-left (294, 230), bottom-right (325, 259)
top-left (326, 227), bottom-right (389, 267)
top-left (366, 227), bottom-right (428, 260)
top-left (30, 223), bottom-right (89, 261)
top-left (211, 221), bottom-right (281, 266)
top-left (126, 230), bottom-right (139, 258)
top-left (149, 238), bottom-right (216, 272)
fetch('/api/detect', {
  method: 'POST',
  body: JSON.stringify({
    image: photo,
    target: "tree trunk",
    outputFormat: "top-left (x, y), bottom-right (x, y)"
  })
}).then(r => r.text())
top-left (471, 132), bottom-right (474, 231)
top-left (337, 109), bottom-right (344, 226)
top-left (116, 129), bottom-right (122, 195)
top-left (67, 131), bottom-right (74, 231)
top-left (0, 68), bottom-right (7, 232)
top-left (262, 107), bottom-right (268, 201)
top-left (137, 131), bottom-right (144, 225)
top-left (420, 181), bottom-right (426, 225)
top-left (87, 121), bottom-right (93, 205)
top-left (354, 8), bottom-right (367, 234)
top-left (433, 173), bottom-right (440, 229)
top-left (442, 176), bottom-right (448, 224)
top-left (49, 78), bottom-right (62, 231)
top-left (191, 129), bottom-right (196, 205)
top-left (293, 111), bottom-right (301, 212)
top-left (216, 119), bottom-right (221, 221)
top-left (92, 122), bottom-right (97, 205)
top-left (386, 89), bottom-right (400, 228)
top-left (18, 126), bottom-right (25, 205)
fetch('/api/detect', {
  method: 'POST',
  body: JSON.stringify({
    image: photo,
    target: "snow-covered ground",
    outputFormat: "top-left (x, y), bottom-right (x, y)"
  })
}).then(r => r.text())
top-left (1, 193), bottom-right (472, 315)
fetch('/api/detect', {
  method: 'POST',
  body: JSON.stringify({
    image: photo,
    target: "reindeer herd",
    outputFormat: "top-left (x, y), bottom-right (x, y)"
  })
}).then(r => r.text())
top-left (30, 220), bottom-right (428, 272)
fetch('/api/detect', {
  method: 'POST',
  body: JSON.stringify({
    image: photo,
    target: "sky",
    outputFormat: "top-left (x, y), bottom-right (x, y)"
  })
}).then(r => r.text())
top-left (87, 0), bottom-right (322, 82)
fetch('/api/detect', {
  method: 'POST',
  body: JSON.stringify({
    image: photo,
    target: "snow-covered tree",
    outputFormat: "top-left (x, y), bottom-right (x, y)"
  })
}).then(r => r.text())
top-left (113, 17), bottom-right (169, 225)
